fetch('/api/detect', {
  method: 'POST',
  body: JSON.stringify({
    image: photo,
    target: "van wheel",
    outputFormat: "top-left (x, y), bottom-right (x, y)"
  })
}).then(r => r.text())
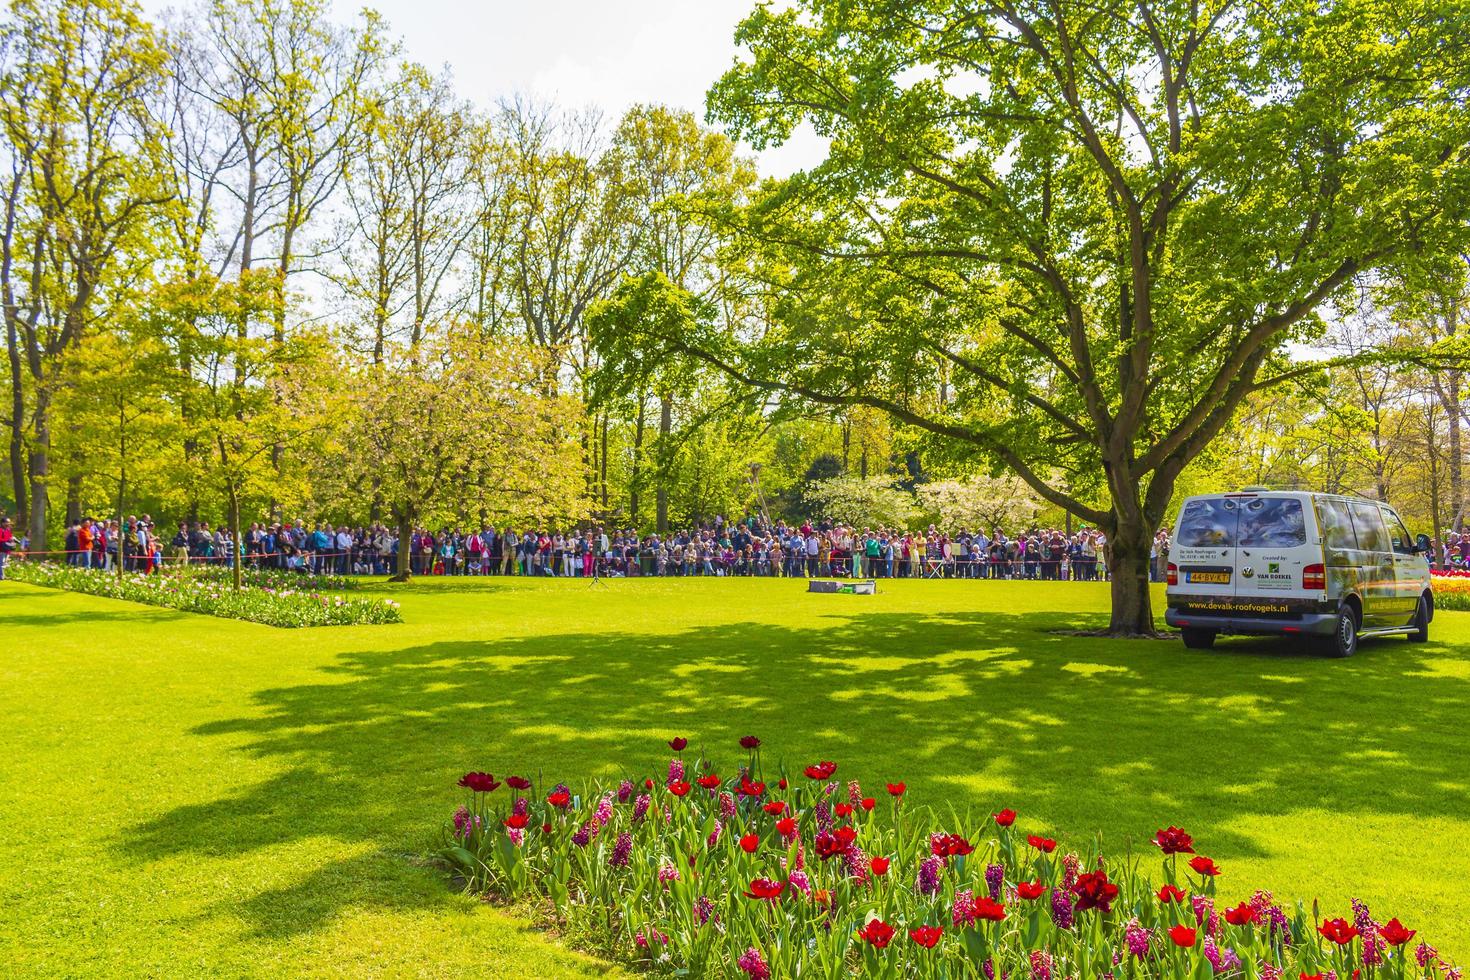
top-left (1181, 628), bottom-right (1216, 650)
top-left (1325, 606), bottom-right (1358, 658)
top-left (1410, 597), bottom-right (1430, 643)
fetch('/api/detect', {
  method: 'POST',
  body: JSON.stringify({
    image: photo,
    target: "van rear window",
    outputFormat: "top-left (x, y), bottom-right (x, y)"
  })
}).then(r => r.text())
top-left (1238, 498), bottom-right (1307, 547)
top-left (1177, 498), bottom-right (1239, 547)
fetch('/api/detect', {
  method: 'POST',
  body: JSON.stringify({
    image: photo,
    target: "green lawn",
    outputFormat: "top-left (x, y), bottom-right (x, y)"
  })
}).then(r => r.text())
top-left (3, 576), bottom-right (1466, 977)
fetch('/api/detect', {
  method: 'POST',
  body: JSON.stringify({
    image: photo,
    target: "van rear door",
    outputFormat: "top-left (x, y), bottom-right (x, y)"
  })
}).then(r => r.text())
top-left (1173, 496), bottom-right (1240, 598)
top-left (1233, 495), bottom-right (1315, 604)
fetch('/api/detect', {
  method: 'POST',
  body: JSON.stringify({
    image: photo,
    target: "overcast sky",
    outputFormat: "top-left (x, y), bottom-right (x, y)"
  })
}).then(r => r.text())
top-left (145, 0), bottom-right (828, 176)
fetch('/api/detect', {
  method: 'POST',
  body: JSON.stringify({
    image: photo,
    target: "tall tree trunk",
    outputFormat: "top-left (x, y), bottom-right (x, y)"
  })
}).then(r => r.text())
top-left (656, 394), bottom-right (672, 534)
top-left (1104, 514), bottom-right (1156, 635)
top-left (599, 411), bottom-right (610, 512)
top-left (391, 509), bottom-right (412, 582)
top-left (27, 386), bottom-right (50, 551)
top-left (6, 320), bottom-right (26, 529)
top-left (629, 395), bottom-right (646, 527)
top-left (1448, 373), bottom-right (1464, 531)
top-left (65, 473), bottom-right (82, 525)
top-left (227, 484), bottom-right (242, 592)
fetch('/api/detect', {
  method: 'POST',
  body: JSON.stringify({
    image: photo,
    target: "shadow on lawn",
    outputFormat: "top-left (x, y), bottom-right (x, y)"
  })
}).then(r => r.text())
top-left (118, 608), bottom-right (1470, 939)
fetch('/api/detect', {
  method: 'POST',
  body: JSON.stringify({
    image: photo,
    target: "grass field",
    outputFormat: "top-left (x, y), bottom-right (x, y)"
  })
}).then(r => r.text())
top-left (3, 575), bottom-right (1467, 977)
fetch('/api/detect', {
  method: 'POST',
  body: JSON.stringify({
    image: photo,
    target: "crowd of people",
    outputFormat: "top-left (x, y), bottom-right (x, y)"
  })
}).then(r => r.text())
top-left (3, 510), bottom-right (1468, 582)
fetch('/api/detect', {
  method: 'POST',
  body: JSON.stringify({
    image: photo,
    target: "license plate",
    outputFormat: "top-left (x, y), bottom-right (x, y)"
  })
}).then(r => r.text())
top-left (1185, 570), bottom-right (1231, 584)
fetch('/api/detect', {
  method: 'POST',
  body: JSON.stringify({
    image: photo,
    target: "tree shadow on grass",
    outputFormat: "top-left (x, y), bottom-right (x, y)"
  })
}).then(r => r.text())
top-left (117, 609), bottom-right (1470, 940)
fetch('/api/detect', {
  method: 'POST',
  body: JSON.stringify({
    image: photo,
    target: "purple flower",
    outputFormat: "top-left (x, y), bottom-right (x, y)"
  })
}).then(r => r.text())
top-left (1204, 935), bottom-right (1239, 973)
top-left (595, 792), bottom-right (614, 825)
top-left (610, 832), bottom-right (632, 868)
top-left (452, 805), bottom-right (478, 839)
top-left (737, 947), bottom-right (770, 980)
top-left (1416, 942), bottom-right (1440, 969)
top-left (511, 796), bottom-right (528, 817)
top-left (917, 855), bottom-right (943, 895)
top-left (1061, 853), bottom-right (1081, 891)
top-left (633, 794), bottom-right (651, 822)
top-left (719, 792), bottom-right (736, 821)
top-left (1124, 918), bottom-right (1150, 959)
top-left (667, 757), bottom-right (685, 785)
top-left (657, 863), bottom-right (680, 884)
top-left (571, 824), bottom-right (591, 848)
top-left (507, 827), bottom-right (524, 847)
top-left (985, 863), bottom-right (1005, 901)
top-left (814, 799), bottom-right (831, 832)
top-left (1352, 898), bottom-right (1384, 967)
top-left (617, 779), bottom-right (634, 802)
top-left (1260, 967), bottom-right (1283, 980)
top-left (843, 843), bottom-right (870, 885)
top-left (953, 889), bottom-right (978, 928)
top-left (1030, 950), bottom-right (1054, 980)
top-left (848, 779), bottom-right (863, 803)
top-left (706, 819), bottom-right (723, 848)
top-left (787, 869), bottom-right (812, 896)
top-left (694, 895), bottom-right (715, 926)
top-left (1050, 888), bottom-right (1074, 930)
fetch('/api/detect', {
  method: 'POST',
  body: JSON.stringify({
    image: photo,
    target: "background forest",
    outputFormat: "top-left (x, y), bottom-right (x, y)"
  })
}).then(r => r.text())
top-left (3, 0), bottom-right (1467, 553)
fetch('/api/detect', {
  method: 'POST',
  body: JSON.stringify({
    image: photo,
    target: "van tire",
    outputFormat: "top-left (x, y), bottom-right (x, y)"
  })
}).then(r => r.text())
top-left (1325, 606), bottom-right (1358, 658)
top-left (1181, 628), bottom-right (1216, 650)
top-left (1410, 596), bottom-right (1430, 643)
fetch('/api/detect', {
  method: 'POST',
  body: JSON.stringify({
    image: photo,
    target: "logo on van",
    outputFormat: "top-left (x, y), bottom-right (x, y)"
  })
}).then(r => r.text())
top-left (1267, 562), bottom-right (1280, 575)
top-left (1242, 566), bottom-right (1255, 578)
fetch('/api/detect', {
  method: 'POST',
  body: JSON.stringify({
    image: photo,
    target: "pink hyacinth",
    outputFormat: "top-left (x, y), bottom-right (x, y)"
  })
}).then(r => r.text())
top-left (507, 827), bottom-right (524, 847)
top-left (706, 819), bottom-right (723, 848)
top-left (694, 895), bottom-right (715, 926)
top-left (1259, 966), bottom-right (1283, 980)
top-left (1029, 950), bottom-right (1055, 980)
top-left (667, 757), bottom-right (685, 785)
top-left (737, 947), bottom-right (770, 980)
top-left (719, 792), bottom-right (736, 821)
top-left (632, 793), bottom-right (651, 822)
top-left (1124, 918), bottom-right (1149, 959)
top-left (842, 843), bottom-right (868, 884)
top-left (512, 796), bottom-right (528, 816)
top-left (610, 831), bottom-right (632, 868)
top-left (787, 869), bottom-right (812, 896)
top-left (1061, 853), bottom-right (1081, 891)
top-left (848, 779), bottom-right (863, 804)
top-left (953, 889), bottom-right (978, 928)
top-left (657, 863), bottom-right (680, 884)
top-left (617, 779), bottom-right (634, 803)
top-left (594, 792), bottom-right (614, 825)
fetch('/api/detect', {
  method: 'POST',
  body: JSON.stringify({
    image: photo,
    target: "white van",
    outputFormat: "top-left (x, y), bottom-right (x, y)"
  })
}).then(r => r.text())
top-left (1165, 490), bottom-right (1433, 656)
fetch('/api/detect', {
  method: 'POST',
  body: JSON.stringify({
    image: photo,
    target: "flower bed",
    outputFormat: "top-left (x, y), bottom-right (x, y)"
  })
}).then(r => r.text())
top-left (1430, 573), bottom-right (1470, 612)
top-left (438, 738), bottom-right (1458, 979)
top-left (197, 565), bottom-right (363, 592)
top-left (8, 562), bottom-right (400, 627)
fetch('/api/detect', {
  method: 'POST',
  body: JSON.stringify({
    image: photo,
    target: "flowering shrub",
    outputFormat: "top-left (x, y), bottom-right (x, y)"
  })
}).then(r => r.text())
top-left (199, 566), bottom-right (364, 592)
top-left (438, 739), bottom-right (1459, 978)
top-left (8, 562), bottom-right (400, 627)
top-left (1429, 573), bottom-right (1470, 612)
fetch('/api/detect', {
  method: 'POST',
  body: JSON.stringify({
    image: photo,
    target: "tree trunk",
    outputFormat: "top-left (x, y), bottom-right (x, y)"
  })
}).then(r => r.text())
top-left (65, 473), bottom-right (82, 525)
top-left (228, 487), bottom-right (242, 592)
top-left (391, 511), bottom-right (412, 582)
top-left (1449, 373), bottom-right (1464, 532)
top-left (629, 395), bottom-right (646, 527)
top-left (27, 387), bottom-right (50, 552)
top-left (656, 394), bottom-right (672, 534)
top-left (6, 323), bottom-right (27, 530)
top-left (1104, 516), bottom-right (1156, 635)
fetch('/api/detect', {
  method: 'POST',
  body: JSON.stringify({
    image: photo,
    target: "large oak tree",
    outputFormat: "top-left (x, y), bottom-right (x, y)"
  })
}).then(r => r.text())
top-left (638, 0), bottom-right (1470, 633)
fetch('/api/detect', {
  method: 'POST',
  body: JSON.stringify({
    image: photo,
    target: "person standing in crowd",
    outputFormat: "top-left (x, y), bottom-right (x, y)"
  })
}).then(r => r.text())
top-left (0, 516), bottom-right (14, 579)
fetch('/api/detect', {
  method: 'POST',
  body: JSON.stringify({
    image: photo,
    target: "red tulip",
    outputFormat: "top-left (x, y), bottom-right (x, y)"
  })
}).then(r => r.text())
top-left (1379, 918), bottom-right (1415, 947)
top-left (775, 817), bottom-right (797, 837)
top-left (1224, 902), bottom-right (1256, 926)
top-left (668, 781), bottom-right (691, 797)
top-left (975, 896), bottom-right (1007, 922)
top-left (740, 735), bottom-right (761, 749)
top-left (834, 803), bottom-right (854, 818)
top-left (994, 808), bottom-right (1016, 827)
top-left (739, 833), bottom-right (760, 854)
top-left (1153, 826), bottom-right (1196, 855)
top-left (668, 737), bottom-right (688, 751)
top-left (1017, 880), bottom-right (1047, 900)
top-left (540, 822), bottom-right (552, 833)
top-left (804, 760), bottom-right (838, 780)
top-left (1169, 924), bottom-right (1197, 948)
top-left (858, 918), bottom-right (896, 948)
top-left (503, 813), bottom-right (529, 829)
top-left (547, 789), bottom-right (571, 809)
top-left (739, 777), bottom-right (765, 798)
top-left (1026, 834), bottom-right (1057, 853)
top-left (860, 797), bottom-right (876, 811)
top-left (1189, 855), bottom-right (1222, 877)
top-left (816, 826), bottom-right (856, 859)
top-left (644, 778), bottom-right (655, 789)
top-left (1318, 918), bottom-right (1358, 945)
top-left (458, 771), bottom-right (499, 793)
top-left (909, 924), bottom-right (943, 948)
top-left (505, 776), bottom-right (531, 790)
top-left (696, 774), bottom-right (721, 789)
top-left (869, 856), bottom-right (890, 876)
top-left (777, 777), bottom-right (788, 790)
top-left (1157, 884), bottom-right (1187, 904)
top-left (1072, 870), bottom-right (1120, 913)
top-left (743, 877), bottom-right (785, 900)
top-left (930, 833), bottom-right (974, 857)
top-left (1300, 974), bottom-right (1326, 980)
top-left (763, 801), bottom-right (786, 815)
top-left (886, 782), bottom-right (906, 797)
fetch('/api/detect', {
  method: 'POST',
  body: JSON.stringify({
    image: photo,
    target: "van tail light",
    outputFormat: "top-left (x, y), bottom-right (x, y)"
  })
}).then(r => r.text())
top-left (1302, 564), bottom-right (1326, 591)
top-left (1166, 562), bottom-right (1177, 586)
